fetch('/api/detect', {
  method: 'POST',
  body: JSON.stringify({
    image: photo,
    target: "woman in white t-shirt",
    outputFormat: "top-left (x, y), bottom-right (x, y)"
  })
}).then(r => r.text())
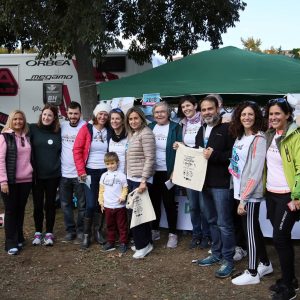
top-left (229, 101), bottom-right (271, 286)
top-left (74, 102), bottom-right (111, 249)
top-left (174, 95), bottom-right (210, 249)
top-left (149, 102), bottom-right (182, 248)
top-left (108, 108), bottom-right (127, 174)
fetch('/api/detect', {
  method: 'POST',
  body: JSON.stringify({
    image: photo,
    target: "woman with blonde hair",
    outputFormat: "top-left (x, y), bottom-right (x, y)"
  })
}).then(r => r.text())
top-left (125, 107), bottom-right (155, 259)
top-left (0, 110), bottom-right (33, 255)
top-left (30, 104), bottom-right (61, 246)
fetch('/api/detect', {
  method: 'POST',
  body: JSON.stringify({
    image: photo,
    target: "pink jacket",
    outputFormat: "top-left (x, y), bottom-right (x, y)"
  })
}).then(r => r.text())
top-left (73, 123), bottom-right (92, 176)
top-left (0, 129), bottom-right (33, 184)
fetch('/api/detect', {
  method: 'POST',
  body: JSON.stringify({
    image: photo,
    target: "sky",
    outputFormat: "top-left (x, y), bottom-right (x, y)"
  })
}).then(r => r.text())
top-left (198, 0), bottom-right (300, 51)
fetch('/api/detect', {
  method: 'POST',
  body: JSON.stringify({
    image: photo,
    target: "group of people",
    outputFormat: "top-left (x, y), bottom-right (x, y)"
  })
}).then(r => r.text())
top-left (0, 94), bottom-right (299, 300)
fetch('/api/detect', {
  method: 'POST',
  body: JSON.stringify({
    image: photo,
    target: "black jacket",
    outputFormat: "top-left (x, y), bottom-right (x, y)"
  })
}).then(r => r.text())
top-left (2, 132), bottom-right (17, 184)
top-left (195, 120), bottom-right (234, 188)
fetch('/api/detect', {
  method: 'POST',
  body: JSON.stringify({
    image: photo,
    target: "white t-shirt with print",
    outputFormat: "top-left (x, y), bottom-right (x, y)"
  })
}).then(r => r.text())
top-left (61, 120), bottom-right (86, 178)
top-left (183, 122), bottom-right (201, 147)
top-left (230, 135), bottom-right (256, 200)
top-left (109, 137), bottom-right (128, 173)
top-left (86, 127), bottom-right (108, 169)
top-left (153, 123), bottom-right (169, 171)
top-left (100, 170), bottom-right (128, 209)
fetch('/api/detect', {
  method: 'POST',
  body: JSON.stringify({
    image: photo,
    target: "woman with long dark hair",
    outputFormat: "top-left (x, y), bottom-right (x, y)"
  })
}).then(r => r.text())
top-left (264, 98), bottom-right (300, 300)
top-left (30, 104), bottom-right (61, 246)
top-left (109, 108), bottom-right (127, 173)
top-left (0, 110), bottom-right (33, 255)
top-left (228, 101), bottom-right (272, 285)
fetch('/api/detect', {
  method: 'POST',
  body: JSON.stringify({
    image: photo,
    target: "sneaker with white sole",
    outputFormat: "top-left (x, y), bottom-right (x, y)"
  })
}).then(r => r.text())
top-left (132, 243), bottom-right (153, 259)
top-left (233, 246), bottom-right (247, 261)
top-left (167, 233), bottom-right (178, 248)
top-left (7, 248), bottom-right (19, 255)
top-left (151, 230), bottom-right (160, 241)
top-left (32, 232), bottom-right (42, 245)
top-left (43, 233), bottom-right (54, 246)
top-left (257, 261), bottom-right (273, 278)
top-left (232, 270), bottom-right (260, 285)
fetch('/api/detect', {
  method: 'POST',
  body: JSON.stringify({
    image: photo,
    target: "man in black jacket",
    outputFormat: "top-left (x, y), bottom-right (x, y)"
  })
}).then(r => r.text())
top-left (196, 95), bottom-right (236, 279)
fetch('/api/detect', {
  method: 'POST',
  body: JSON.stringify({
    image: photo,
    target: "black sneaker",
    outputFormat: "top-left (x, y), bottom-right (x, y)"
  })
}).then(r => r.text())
top-left (102, 243), bottom-right (116, 252)
top-left (119, 243), bottom-right (127, 254)
top-left (199, 237), bottom-right (211, 249)
top-left (272, 285), bottom-right (296, 300)
top-left (270, 278), bottom-right (299, 293)
top-left (189, 237), bottom-right (201, 249)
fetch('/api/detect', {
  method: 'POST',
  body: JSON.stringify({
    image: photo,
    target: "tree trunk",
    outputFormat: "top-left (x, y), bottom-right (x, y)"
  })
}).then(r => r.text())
top-left (74, 41), bottom-right (98, 120)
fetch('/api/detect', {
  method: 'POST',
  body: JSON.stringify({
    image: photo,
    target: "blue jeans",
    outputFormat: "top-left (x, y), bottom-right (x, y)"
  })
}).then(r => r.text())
top-left (84, 168), bottom-right (106, 218)
top-left (186, 188), bottom-right (210, 239)
top-left (60, 177), bottom-right (86, 234)
top-left (202, 188), bottom-right (235, 266)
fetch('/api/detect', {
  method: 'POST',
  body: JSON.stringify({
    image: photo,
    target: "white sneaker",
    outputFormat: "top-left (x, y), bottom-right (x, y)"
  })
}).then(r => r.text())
top-left (32, 232), bottom-right (42, 245)
top-left (43, 233), bottom-right (54, 246)
top-left (132, 243), bottom-right (153, 259)
top-left (7, 248), bottom-right (19, 255)
top-left (151, 230), bottom-right (160, 241)
top-left (131, 245), bottom-right (136, 252)
top-left (167, 233), bottom-right (178, 248)
top-left (232, 270), bottom-right (260, 285)
top-left (233, 246), bottom-right (247, 261)
top-left (257, 262), bottom-right (273, 278)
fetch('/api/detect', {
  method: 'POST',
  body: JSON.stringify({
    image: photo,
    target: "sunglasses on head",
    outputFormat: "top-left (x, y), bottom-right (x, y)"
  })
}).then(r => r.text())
top-left (268, 98), bottom-right (287, 105)
top-left (111, 108), bottom-right (123, 113)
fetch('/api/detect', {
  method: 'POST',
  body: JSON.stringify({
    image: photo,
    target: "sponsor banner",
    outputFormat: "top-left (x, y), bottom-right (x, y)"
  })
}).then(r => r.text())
top-left (142, 93), bottom-right (161, 106)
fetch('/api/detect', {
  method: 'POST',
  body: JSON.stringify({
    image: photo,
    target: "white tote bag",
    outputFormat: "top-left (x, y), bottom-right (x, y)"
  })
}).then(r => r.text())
top-left (172, 144), bottom-right (207, 191)
top-left (126, 188), bottom-right (156, 229)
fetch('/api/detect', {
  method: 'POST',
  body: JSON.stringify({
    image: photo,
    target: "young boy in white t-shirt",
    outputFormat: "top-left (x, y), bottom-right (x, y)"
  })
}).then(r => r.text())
top-left (98, 152), bottom-right (128, 253)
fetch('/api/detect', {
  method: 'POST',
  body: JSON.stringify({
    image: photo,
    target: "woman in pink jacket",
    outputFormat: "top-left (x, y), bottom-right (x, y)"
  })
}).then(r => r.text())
top-left (0, 110), bottom-right (33, 255)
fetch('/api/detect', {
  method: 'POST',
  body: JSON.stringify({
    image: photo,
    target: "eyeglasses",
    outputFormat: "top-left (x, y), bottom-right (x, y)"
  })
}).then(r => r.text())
top-left (268, 98), bottom-right (287, 105)
top-left (21, 137), bottom-right (25, 147)
top-left (154, 110), bottom-right (167, 115)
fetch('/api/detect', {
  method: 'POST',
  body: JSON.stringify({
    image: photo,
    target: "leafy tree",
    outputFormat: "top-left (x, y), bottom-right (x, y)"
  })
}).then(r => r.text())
top-left (0, 0), bottom-right (246, 119)
top-left (241, 37), bottom-right (262, 52)
top-left (291, 48), bottom-right (300, 59)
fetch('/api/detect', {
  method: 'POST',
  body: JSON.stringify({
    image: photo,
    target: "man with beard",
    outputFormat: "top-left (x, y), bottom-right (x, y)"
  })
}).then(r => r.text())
top-left (195, 95), bottom-right (236, 278)
top-left (60, 101), bottom-right (86, 243)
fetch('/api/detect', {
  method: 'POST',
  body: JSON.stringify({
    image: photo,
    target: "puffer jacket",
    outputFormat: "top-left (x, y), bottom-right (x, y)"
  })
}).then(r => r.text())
top-left (73, 123), bottom-right (111, 176)
top-left (126, 126), bottom-right (155, 180)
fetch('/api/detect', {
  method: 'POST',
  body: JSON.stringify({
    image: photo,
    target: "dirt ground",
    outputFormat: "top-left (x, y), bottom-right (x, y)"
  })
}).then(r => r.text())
top-left (0, 197), bottom-right (299, 300)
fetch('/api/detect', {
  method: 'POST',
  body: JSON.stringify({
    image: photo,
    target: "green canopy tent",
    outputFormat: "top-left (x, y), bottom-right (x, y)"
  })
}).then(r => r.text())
top-left (98, 46), bottom-right (300, 104)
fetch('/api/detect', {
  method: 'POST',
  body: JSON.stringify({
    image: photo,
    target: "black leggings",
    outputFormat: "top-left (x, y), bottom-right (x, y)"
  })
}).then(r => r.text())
top-left (32, 177), bottom-right (60, 233)
top-left (241, 202), bottom-right (269, 273)
top-left (149, 171), bottom-right (178, 234)
top-left (2, 182), bottom-right (32, 250)
top-left (266, 191), bottom-right (300, 287)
